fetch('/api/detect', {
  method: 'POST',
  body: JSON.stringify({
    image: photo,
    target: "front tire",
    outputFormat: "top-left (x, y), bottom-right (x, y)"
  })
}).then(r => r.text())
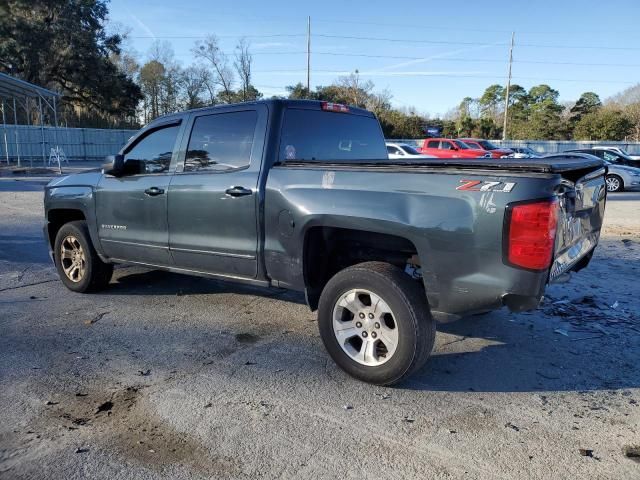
top-left (606, 175), bottom-right (624, 193)
top-left (318, 262), bottom-right (435, 386)
top-left (53, 221), bottom-right (113, 293)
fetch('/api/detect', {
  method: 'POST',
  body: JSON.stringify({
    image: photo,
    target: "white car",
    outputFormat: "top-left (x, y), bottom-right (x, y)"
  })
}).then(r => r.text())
top-left (386, 142), bottom-right (436, 160)
top-left (508, 147), bottom-right (543, 158)
top-left (592, 146), bottom-right (640, 161)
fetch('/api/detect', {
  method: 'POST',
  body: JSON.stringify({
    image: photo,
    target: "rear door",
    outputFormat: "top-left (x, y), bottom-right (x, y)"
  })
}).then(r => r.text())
top-left (167, 105), bottom-right (267, 278)
top-left (96, 120), bottom-right (183, 265)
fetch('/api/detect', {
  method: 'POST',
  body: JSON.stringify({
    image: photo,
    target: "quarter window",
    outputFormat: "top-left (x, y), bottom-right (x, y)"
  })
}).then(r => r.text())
top-left (184, 111), bottom-right (257, 172)
top-left (426, 141), bottom-right (439, 148)
top-left (123, 124), bottom-right (180, 174)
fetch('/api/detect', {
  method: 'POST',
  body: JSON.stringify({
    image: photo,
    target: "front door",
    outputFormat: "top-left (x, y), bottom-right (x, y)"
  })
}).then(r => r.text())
top-left (96, 121), bottom-right (182, 266)
top-left (167, 106), bottom-right (266, 278)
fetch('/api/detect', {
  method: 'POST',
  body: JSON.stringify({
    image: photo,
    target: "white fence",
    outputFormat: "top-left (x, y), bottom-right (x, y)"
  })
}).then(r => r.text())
top-left (1, 125), bottom-right (138, 165)
top-left (388, 139), bottom-right (640, 155)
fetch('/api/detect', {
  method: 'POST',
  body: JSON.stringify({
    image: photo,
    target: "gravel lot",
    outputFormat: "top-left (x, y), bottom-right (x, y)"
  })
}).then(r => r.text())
top-left (0, 173), bottom-right (639, 479)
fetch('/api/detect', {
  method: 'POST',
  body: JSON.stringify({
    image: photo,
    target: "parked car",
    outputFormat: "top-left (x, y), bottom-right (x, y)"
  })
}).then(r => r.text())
top-left (44, 99), bottom-right (606, 386)
top-left (565, 149), bottom-right (640, 192)
top-left (418, 138), bottom-right (491, 158)
top-left (592, 146), bottom-right (640, 161)
top-left (507, 147), bottom-right (543, 158)
top-left (458, 138), bottom-right (513, 158)
top-left (386, 142), bottom-right (436, 160)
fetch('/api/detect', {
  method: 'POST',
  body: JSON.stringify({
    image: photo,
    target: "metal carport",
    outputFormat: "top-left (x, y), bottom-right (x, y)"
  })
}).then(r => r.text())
top-left (0, 72), bottom-right (60, 167)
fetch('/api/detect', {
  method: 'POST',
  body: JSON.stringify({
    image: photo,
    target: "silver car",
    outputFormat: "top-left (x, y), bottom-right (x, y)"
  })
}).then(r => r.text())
top-left (565, 149), bottom-right (640, 192)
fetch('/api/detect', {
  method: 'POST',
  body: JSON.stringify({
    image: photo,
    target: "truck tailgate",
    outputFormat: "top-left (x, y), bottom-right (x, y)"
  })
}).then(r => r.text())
top-left (549, 165), bottom-right (607, 282)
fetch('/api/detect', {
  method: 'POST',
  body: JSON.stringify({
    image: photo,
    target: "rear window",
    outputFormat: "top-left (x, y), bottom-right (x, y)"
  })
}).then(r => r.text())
top-left (279, 109), bottom-right (386, 162)
top-left (478, 140), bottom-right (499, 150)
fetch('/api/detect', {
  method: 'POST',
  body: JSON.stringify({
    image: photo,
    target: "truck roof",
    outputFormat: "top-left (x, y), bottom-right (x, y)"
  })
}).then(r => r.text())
top-left (152, 99), bottom-right (376, 124)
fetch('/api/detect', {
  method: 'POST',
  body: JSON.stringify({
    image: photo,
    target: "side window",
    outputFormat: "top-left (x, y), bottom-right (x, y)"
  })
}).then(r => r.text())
top-left (602, 151), bottom-right (619, 163)
top-left (124, 124), bottom-right (180, 174)
top-left (184, 110), bottom-right (257, 172)
top-left (426, 141), bottom-right (439, 148)
top-left (387, 146), bottom-right (401, 155)
top-left (440, 141), bottom-right (453, 150)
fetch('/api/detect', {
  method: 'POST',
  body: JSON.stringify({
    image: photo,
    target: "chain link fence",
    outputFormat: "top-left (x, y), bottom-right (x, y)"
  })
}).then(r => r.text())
top-left (1, 125), bottom-right (137, 165)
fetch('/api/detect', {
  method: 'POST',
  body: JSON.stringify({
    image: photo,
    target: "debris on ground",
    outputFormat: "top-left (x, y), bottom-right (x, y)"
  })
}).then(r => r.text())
top-left (138, 369), bottom-right (151, 376)
top-left (505, 422), bottom-right (520, 432)
top-left (84, 312), bottom-right (108, 325)
top-left (95, 401), bottom-right (113, 414)
top-left (554, 328), bottom-right (569, 337)
top-left (403, 416), bottom-right (415, 423)
top-left (624, 445), bottom-right (640, 461)
top-left (74, 448), bottom-right (89, 454)
top-left (44, 401), bottom-right (58, 406)
top-left (204, 402), bottom-right (213, 408)
top-left (343, 404), bottom-right (353, 410)
top-left (579, 448), bottom-right (594, 457)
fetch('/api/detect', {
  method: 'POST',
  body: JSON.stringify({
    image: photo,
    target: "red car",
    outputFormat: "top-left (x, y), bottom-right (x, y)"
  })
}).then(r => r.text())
top-left (458, 138), bottom-right (513, 158)
top-left (418, 138), bottom-right (491, 159)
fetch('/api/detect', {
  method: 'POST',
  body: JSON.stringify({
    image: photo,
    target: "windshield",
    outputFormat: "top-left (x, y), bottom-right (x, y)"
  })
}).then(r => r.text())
top-left (478, 140), bottom-right (499, 150)
top-left (454, 140), bottom-right (470, 149)
top-left (280, 109), bottom-right (387, 161)
top-left (400, 145), bottom-right (421, 155)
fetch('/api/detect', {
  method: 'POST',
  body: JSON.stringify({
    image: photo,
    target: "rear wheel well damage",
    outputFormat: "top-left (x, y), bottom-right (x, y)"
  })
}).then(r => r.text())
top-left (46, 209), bottom-right (86, 249)
top-left (303, 227), bottom-right (423, 310)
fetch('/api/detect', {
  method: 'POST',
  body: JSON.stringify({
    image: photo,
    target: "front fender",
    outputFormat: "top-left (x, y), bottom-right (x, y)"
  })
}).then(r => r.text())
top-left (44, 184), bottom-right (104, 258)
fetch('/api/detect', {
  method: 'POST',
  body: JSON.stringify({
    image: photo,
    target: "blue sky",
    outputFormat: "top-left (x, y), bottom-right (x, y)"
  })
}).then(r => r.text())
top-left (108, 0), bottom-right (640, 115)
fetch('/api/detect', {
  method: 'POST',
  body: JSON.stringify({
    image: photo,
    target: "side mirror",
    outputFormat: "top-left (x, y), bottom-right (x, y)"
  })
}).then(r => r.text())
top-left (452, 146), bottom-right (459, 151)
top-left (103, 154), bottom-right (124, 176)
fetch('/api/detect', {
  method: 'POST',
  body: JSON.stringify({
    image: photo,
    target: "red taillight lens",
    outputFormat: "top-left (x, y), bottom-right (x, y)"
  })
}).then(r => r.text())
top-left (506, 200), bottom-right (559, 270)
top-left (321, 102), bottom-right (349, 113)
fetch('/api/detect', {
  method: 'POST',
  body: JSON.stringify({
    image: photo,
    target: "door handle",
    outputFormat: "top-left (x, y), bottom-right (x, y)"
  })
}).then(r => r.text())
top-left (144, 187), bottom-right (165, 196)
top-left (225, 186), bottom-right (253, 197)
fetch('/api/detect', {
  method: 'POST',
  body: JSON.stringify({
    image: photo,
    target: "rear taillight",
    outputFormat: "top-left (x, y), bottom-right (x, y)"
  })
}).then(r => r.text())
top-left (505, 200), bottom-right (559, 270)
top-left (321, 102), bottom-right (349, 113)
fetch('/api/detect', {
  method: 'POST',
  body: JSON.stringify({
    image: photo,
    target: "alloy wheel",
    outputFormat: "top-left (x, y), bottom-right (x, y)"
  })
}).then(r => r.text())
top-left (60, 235), bottom-right (86, 283)
top-left (332, 289), bottom-right (399, 366)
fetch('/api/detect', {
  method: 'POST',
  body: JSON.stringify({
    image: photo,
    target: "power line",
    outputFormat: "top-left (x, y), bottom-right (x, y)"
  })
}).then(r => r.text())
top-left (128, 33), bottom-right (306, 39)
top-left (315, 33), bottom-right (640, 51)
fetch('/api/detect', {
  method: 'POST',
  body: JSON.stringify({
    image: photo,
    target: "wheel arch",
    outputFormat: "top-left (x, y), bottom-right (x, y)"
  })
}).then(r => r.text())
top-left (301, 225), bottom-right (432, 311)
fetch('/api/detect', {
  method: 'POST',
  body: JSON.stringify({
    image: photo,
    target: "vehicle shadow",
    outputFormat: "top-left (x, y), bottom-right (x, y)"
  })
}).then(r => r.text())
top-left (105, 267), bottom-right (307, 306)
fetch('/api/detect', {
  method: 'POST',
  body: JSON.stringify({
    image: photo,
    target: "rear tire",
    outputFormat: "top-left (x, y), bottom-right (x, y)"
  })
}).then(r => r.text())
top-left (53, 221), bottom-right (113, 293)
top-left (317, 261), bottom-right (435, 386)
top-left (606, 174), bottom-right (624, 193)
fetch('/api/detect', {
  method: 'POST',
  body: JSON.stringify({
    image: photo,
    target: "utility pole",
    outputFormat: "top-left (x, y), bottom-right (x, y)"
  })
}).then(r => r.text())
top-left (502, 31), bottom-right (515, 141)
top-left (306, 16), bottom-right (311, 96)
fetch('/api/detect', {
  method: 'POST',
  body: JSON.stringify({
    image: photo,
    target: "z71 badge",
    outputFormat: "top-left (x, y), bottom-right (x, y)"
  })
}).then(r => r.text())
top-left (456, 179), bottom-right (516, 193)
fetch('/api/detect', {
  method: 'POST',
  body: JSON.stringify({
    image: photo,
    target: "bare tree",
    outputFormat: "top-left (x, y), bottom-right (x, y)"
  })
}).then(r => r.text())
top-left (180, 65), bottom-right (210, 109)
top-left (234, 37), bottom-right (252, 102)
top-left (193, 35), bottom-right (234, 103)
top-left (336, 70), bottom-right (374, 107)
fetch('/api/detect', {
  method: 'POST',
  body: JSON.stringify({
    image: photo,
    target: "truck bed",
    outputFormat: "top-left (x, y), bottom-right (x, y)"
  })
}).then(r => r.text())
top-left (277, 154), bottom-right (603, 175)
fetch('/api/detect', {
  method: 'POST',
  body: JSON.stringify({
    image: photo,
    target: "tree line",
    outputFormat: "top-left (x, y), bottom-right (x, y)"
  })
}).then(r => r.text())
top-left (1, 0), bottom-right (639, 141)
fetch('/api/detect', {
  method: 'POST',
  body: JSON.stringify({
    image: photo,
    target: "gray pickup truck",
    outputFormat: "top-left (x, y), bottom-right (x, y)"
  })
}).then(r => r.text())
top-left (44, 99), bottom-right (607, 385)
